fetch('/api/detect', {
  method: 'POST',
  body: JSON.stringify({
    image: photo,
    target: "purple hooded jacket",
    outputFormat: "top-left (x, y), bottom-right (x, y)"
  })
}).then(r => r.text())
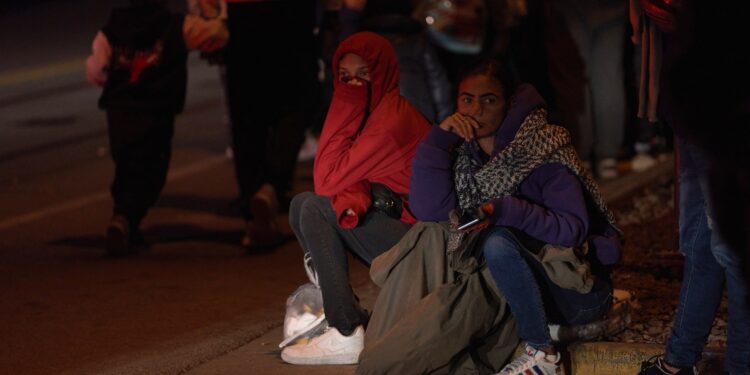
top-left (410, 84), bottom-right (620, 263)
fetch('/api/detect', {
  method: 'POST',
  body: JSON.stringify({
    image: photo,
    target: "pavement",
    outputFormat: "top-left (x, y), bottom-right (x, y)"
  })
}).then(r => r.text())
top-left (86, 153), bottom-right (716, 375)
top-left (0, 3), bottom-right (711, 372)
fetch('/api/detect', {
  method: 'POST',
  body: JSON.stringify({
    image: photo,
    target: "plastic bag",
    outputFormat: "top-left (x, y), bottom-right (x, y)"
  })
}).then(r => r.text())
top-left (278, 253), bottom-right (328, 348)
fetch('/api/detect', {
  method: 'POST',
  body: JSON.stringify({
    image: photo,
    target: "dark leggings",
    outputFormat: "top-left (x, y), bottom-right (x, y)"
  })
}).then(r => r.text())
top-left (289, 192), bottom-right (411, 335)
top-left (107, 109), bottom-right (174, 230)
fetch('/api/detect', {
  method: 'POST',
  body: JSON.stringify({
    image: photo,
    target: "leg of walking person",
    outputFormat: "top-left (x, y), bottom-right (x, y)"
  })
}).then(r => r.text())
top-left (661, 137), bottom-right (726, 372)
top-left (106, 109), bottom-right (174, 254)
top-left (661, 137), bottom-right (750, 373)
top-left (590, 18), bottom-right (626, 177)
top-left (695, 143), bottom-right (750, 374)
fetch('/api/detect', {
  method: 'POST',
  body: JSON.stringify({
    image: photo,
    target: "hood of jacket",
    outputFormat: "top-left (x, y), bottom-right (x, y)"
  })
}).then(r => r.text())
top-left (332, 31), bottom-right (400, 112)
top-left (468, 83), bottom-right (547, 159)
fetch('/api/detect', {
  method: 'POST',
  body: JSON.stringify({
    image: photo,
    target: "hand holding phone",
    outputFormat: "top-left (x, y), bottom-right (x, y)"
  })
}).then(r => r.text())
top-left (457, 214), bottom-right (481, 230)
top-left (451, 202), bottom-right (495, 232)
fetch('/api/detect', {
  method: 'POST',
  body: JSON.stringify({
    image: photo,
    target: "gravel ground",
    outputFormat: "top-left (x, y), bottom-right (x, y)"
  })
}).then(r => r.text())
top-left (607, 175), bottom-right (728, 349)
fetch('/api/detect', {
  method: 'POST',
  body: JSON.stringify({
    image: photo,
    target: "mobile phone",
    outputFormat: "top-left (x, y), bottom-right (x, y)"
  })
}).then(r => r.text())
top-left (457, 214), bottom-right (481, 231)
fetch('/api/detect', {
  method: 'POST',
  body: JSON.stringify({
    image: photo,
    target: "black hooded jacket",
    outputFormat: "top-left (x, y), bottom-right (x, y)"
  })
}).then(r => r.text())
top-left (99, 3), bottom-right (188, 114)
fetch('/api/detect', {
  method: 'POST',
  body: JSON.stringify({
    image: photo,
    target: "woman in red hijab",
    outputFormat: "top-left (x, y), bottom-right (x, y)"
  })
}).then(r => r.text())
top-left (282, 32), bottom-right (430, 365)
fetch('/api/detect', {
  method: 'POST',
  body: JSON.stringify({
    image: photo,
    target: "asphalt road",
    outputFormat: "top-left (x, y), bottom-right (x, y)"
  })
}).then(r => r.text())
top-left (0, 2), bottom-right (334, 374)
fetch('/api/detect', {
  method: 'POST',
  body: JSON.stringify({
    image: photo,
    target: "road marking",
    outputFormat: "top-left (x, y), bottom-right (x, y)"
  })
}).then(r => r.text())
top-left (0, 58), bottom-right (86, 87)
top-left (0, 154), bottom-right (228, 231)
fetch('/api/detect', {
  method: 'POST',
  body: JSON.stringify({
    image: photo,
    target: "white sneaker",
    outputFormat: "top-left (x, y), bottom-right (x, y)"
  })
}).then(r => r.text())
top-left (497, 345), bottom-right (561, 375)
top-left (281, 325), bottom-right (364, 365)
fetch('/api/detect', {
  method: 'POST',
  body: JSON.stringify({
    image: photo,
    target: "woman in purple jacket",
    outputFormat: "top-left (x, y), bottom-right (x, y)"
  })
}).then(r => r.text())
top-left (410, 59), bottom-right (621, 375)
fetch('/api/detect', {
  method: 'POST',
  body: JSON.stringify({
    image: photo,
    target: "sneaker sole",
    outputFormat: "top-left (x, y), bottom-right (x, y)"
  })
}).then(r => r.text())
top-left (280, 350), bottom-right (359, 365)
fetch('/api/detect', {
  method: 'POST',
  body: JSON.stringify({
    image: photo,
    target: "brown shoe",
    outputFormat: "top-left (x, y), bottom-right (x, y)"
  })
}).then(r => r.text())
top-left (106, 214), bottom-right (132, 256)
top-left (242, 183), bottom-right (285, 249)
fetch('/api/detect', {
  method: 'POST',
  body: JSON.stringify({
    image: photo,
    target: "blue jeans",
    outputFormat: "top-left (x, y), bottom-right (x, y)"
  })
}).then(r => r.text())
top-left (665, 136), bottom-right (750, 373)
top-left (289, 192), bottom-right (411, 335)
top-left (483, 228), bottom-right (612, 349)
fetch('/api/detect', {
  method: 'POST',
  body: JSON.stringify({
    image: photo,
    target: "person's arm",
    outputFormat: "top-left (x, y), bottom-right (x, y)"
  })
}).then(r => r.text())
top-left (489, 163), bottom-right (590, 247)
top-left (197, 0), bottom-right (222, 18)
top-left (85, 31), bottom-right (111, 87)
top-left (409, 125), bottom-right (463, 221)
top-left (330, 180), bottom-right (371, 228)
top-left (183, 14), bottom-right (228, 53)
top-left (314, 99), bottom-right (409, 196)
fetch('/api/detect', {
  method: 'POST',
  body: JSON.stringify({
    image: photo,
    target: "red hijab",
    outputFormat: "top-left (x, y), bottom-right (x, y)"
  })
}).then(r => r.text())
top-left (314, 32), bottom-right (430, 228)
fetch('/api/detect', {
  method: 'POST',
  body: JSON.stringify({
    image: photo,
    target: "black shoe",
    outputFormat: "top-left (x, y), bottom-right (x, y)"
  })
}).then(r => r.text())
top-left (640, 355), bottom-right (697, 375)
top-left (106, 215), bottom-right (131, 256)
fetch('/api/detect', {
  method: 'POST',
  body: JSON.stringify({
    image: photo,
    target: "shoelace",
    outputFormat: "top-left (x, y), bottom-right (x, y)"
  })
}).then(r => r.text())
top-left (502, 348), bottom-right (559, 374)
top-left (502, 352), bottom-right (540, 372)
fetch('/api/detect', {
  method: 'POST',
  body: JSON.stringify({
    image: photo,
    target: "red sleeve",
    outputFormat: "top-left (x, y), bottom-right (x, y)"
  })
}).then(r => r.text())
top-left (314, 94), bottom-right (415, 196)
top-left (330, 181), bottom-right (371, 228)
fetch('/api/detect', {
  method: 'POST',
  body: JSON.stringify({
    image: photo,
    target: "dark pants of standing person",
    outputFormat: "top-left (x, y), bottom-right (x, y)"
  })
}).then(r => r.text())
top-left (225, 0), bottom-right (319, 219)
top-left (289, 192), bottom-right (411, 336)
top-left (107, 108), bottom-right (174, 231)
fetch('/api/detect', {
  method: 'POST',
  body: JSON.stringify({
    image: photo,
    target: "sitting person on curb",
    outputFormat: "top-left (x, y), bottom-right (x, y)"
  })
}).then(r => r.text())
top-left (280, 31), bottom-right (430, 365)
top-left (408, 59), bottom-right (622, 375)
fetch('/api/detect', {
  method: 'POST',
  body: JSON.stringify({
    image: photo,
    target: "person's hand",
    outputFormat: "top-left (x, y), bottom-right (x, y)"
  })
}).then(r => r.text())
top-left (477, 201), bottom-right (494, 219)
top-left (438, 112), bottom-right (480, 142)
top-left (345, 208), bottom-right (356, 216)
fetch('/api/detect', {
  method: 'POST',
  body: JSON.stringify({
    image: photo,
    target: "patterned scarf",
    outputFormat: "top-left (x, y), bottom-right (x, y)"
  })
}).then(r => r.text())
top-left (453, 108), bottom-right (617, 229)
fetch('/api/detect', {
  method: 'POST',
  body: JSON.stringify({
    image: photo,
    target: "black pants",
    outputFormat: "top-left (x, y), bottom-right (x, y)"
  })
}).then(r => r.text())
top-left (107, 108), bottom-right (174, 230)
top-left (225, 0), bottom-right (319, 218)
top-left (289, 192), bottom-right (412, 335)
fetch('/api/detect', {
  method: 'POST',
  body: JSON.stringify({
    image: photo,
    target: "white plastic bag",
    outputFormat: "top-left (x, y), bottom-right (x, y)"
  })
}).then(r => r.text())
top-left (278, 253), bottom-right (327, 348)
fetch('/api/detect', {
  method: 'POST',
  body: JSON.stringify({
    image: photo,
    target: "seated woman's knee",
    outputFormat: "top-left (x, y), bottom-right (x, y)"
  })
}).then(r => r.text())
top-left (290, 192), bottom-right (316, 222)
top-left (482, 229), bottom-right (523, 263)
top-left (300, 194), bottom-right (335, 222)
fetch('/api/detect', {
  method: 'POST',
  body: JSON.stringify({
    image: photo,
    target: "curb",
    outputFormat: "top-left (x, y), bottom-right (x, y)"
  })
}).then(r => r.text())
top-left (599, 154), bottom-right (674, 204)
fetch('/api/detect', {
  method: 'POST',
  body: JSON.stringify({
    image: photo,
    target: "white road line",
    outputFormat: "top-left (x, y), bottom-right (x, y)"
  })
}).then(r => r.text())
top-left (0, 154), bottom-right (228, 231)
top-left (0, 58), bottom-right (86, 87)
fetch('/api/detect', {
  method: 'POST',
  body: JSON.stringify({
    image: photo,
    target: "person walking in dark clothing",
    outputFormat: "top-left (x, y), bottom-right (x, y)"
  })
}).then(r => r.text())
top-left (86, 0), bottom-right (227, 255)
top-left (223, 0), bottom-right (320, 249)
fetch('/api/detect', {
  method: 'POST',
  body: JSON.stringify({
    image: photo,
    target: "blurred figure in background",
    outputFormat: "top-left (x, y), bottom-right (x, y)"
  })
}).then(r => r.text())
top-left (223, 0), bottom-right (319, 249)
top-left (414, 0), bottom-right (490, 84)
top-left (362, 0), bottom-right (455, 124)
top-left (552, 0), bottom-right (628, 180)
top-left (85, 0), bottom-right (228, 255)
